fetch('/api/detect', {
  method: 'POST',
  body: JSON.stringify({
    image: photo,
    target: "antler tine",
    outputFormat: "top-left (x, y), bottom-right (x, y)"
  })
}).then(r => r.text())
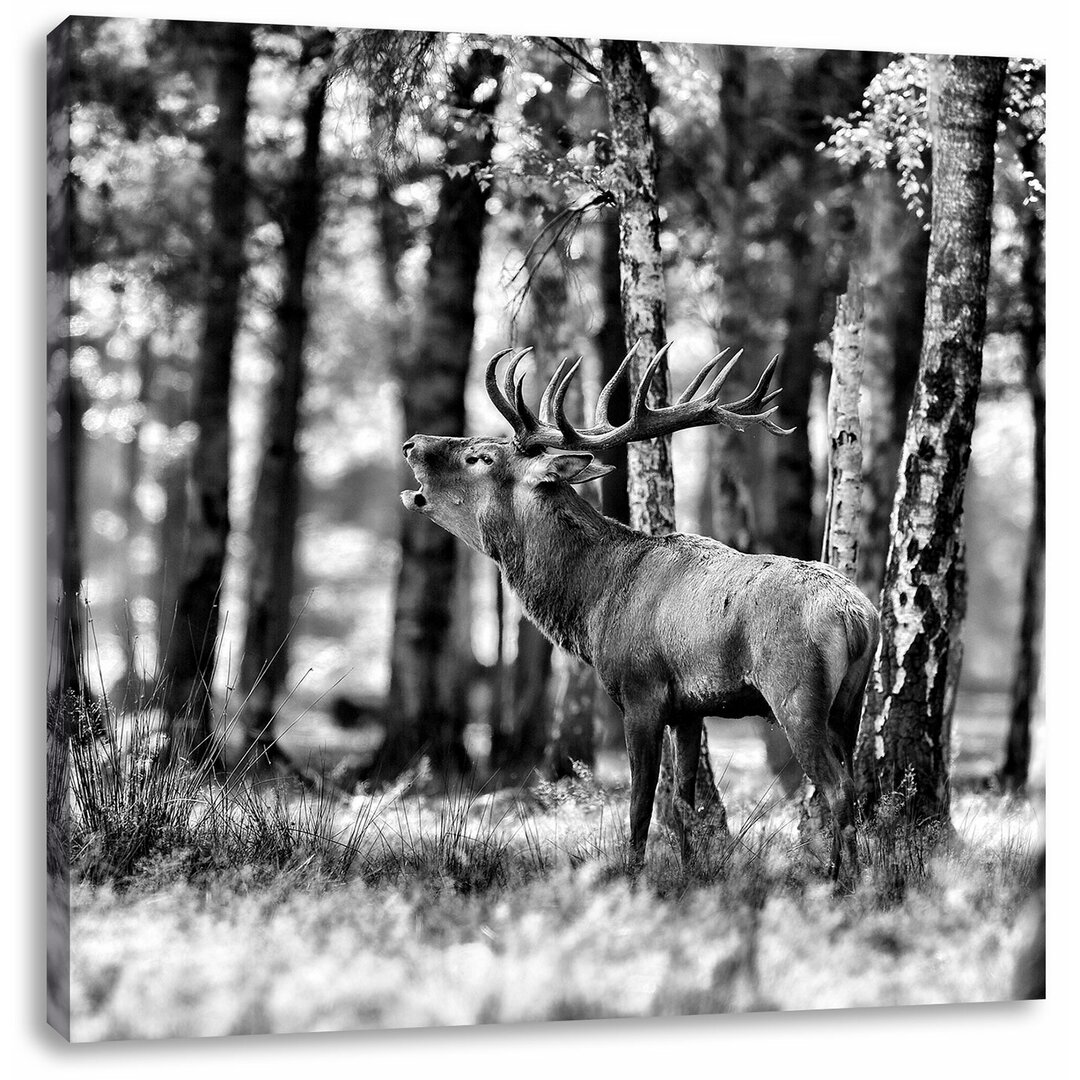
top-left (676, 349), bottom-right (729, 405)
top-left (721, 354), bottom-right (781, 414)
top-left (760, 409), bottom-right (796, 436)
top-left (501, 347), bottom-right (533, 409)
top-left (700, 349), bottom-right (743, 402)
top-left (512, 366), bottom-right (542, 432)
top-left (629, 342), bottom-right (673, 422)
top-left (538, 356), bottom-right (572, 425)
top-left (593, 342), bottom-right (638, 428)
top-left (486, 348), bottom-right (527, 432)
top-left (549, 357), bottom-right (585, 442)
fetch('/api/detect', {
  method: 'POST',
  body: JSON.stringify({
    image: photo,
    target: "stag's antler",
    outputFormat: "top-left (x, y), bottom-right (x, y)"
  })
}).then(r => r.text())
top-left (485, 342), bottom-right (794, 453)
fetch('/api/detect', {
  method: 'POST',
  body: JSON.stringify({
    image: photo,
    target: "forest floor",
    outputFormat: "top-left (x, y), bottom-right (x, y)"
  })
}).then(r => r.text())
top-left (59, 692), bottom-right (1044, 1042)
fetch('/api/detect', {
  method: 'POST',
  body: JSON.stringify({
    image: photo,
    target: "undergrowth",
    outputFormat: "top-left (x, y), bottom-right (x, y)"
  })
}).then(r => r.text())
top-left (54, 691), bottom-right (1040, 918)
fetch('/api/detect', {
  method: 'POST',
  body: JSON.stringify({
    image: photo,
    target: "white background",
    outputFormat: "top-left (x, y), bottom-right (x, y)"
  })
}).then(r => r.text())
top-left (6, 1), bottom-right (1076, 1076)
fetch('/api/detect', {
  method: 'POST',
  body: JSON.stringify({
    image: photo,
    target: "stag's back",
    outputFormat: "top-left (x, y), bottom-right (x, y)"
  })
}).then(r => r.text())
top-left (595, 533), bottom-right (878, 715)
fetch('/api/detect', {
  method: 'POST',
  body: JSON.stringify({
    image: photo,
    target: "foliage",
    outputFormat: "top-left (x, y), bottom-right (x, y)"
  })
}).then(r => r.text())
top-left (824, 55), bottom-right (1044, 219)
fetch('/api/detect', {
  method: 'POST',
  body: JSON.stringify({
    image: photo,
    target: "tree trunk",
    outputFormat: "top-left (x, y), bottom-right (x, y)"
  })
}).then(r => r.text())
top-left (601, 38), bottom-right (723, 835)
top-left (820, 279), bottom-right (866, 581)
top-left (768, 191), bottom-right (826, 562)
top-left (855, 55), bottom-right (1008, 821)
top-left (596, 210), bottom-right (631, 525)
top-left (706, 43), bottom-right (760, 555)
top-left (601, 39), bottom-right (675, 535)
top-left (1000, 132), bottom-right (1044, 790)
top-left (47, 18), bottom-right (90, 715)
top-left (592, 209), bottom-right (634, 755)
top-left (545, 376), bottom-right (600, 778)
top-left (705, 44), bottom-right (795, 795)
top-left (766, 51), bottom-right (878, 563)
top-left (853, 166), bottom-right (929, 601)
top-left (120, 337), bottom-right (153, 693)
top-left (161, 23), bottom-right (254, 767)
top-left (374, 49), bottom-right (506, 785)
top-left (545, 648), bottom-right (597, 778)
top-left (492, 615), bottom-right (552, 779)
top-left (238, 31), bottom-right (333, 774)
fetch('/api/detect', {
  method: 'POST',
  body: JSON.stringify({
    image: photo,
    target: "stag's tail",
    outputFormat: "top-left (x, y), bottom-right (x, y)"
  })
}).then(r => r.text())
top-left (830, 593), bottom-right (880, 755)
top-left (840, 595), bottom-right (880, 666)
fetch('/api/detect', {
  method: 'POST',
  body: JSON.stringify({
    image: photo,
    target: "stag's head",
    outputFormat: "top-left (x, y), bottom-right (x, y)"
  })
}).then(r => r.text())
top-left (401, 343), bottom-right (792, 553)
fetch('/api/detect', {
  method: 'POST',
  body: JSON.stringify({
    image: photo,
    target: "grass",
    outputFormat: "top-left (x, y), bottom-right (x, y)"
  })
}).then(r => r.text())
top-left (50, 692), bottom-right (1044, 1042)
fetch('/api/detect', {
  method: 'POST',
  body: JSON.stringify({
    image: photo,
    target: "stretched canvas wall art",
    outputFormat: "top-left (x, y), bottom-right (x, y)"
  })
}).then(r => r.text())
top-left (46, 14), bottom-right (1046, 1042)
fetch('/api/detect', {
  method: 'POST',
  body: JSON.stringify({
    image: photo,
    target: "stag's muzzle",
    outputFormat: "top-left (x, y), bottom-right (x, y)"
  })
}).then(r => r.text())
top-left (401, 435), bottom-right (431, 512)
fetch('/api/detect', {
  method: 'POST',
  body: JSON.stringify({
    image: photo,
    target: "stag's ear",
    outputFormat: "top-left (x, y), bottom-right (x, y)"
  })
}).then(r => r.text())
top-left (526, 450), bottom-right (614, 485)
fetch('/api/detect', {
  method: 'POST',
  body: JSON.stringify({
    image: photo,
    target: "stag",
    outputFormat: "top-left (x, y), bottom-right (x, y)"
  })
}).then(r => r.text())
top-left (400, 345), bottom-right (879, 877)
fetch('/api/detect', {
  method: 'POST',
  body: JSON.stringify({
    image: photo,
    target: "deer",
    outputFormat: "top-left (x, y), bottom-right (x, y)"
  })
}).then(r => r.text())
top-left (399, 344), bottom-right (880, 879)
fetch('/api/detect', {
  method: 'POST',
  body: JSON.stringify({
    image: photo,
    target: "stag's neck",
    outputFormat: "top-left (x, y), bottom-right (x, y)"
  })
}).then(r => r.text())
top-left (483, 486), bottom-right (640, 663)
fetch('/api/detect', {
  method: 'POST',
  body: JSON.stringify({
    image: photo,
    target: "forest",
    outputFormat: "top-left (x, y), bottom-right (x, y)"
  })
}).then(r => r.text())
top-left (46, 18), bottom-right (1045, 1041)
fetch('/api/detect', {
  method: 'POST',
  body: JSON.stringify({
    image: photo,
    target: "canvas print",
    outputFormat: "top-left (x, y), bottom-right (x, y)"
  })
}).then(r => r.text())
top-left (46, 16), bottom-right (1045, 1041)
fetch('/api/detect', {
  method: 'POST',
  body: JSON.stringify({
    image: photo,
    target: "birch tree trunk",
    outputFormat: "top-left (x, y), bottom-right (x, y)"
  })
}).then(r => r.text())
top-left (161, 24), bottom-right (255, 767)
top-left (601, 39), bottom-right (674, 535)
top-left (601, 38), bottom-right (724, 834)
top-left (855, 54), bottom-right (1008, 821)
top-left (375, 48), bottom-right (506, 785)
top-left (238, 31), bottom-right (333, 773)
top-left (820, 280), bottom-right (865, 580)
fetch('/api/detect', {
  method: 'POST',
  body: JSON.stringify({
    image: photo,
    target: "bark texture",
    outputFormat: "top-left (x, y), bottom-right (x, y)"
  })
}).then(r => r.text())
top-left (238, 31), bottom-right (333, 770)
top-left (376, 49), bottom-right (506, 784)
top-left (820, 280), bottom-right (866, 581)
top-left (161, 23), bottom-right (255, 765)
top-left (855, 55), bottom-right (1008, 820)
top-left (601, 39), bottom-right (675, 536)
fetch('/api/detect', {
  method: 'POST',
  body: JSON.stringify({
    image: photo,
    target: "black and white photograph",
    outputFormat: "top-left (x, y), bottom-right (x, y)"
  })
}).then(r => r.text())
top-left (43, 5), bottom-right (1049, 1052)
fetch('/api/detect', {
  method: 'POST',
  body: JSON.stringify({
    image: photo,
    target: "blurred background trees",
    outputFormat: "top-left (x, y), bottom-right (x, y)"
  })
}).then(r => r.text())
top-left (48, 20), bottom-right (1044, 801)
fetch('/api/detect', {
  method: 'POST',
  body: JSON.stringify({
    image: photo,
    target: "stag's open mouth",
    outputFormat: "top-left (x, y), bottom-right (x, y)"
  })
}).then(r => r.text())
top-left (400, 488), bottom-right (428, 511)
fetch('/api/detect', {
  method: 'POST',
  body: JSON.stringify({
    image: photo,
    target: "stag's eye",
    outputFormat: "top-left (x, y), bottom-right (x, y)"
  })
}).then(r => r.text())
top-left (465, 453), bottom-right (494, 466)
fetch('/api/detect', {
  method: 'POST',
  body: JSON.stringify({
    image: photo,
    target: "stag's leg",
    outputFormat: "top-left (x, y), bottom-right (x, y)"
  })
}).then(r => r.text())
top-left (773, 691), bottom-right (857, 883)
top-left (624, 712), bottom-right (664, 871)
top-left (671, 718), bottom-right (702, 867)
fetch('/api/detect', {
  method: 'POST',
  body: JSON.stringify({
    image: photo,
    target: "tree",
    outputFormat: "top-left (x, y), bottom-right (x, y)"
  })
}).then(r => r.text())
top-left (237, 30), bottom-right (335, 772)
top-left (820, 278), bottom-right (866, 581)
top-left (704, 44), bottom-right (761, 555)
top-left (855, 55), bottom-right (1008, 820)
top-left (852, 165), bottom-right (929, 600)
top-left (766, 50), bottom-right (879, 563)
top-left (999, 91), bottom-right (1045, 791)
top-left (600, 39), bottom-right (724, 829)
top-left (160, 22), bottom-right (255, 765)
top-left (47, 20), bottom-right (96, 722)
top-left (374, 47), bottom-right (507, 783)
